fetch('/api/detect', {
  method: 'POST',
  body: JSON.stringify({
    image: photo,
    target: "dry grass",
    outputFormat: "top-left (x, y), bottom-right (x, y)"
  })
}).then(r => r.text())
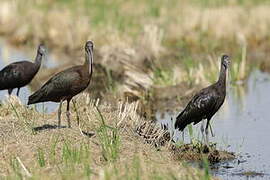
top-left (1, 0), bottom-right (270, 49)
top-left (0, 0), bottom-right (267, 95)
top-left (0, 94), bottom-right (212, 179)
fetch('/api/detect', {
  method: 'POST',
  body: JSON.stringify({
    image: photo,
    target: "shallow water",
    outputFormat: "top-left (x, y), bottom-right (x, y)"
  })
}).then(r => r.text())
top-left (0, 40), bottom-right (58, 113)
top-left (157, 70), bottom-right (270, 179)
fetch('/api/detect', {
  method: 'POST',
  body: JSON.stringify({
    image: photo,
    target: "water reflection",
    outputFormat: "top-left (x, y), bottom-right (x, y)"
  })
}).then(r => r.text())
top-left (157, 70), bottom-right (270, 179)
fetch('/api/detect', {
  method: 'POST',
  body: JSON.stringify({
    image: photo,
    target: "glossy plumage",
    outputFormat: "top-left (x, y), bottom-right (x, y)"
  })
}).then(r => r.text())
top-left (28, 41), bottom-right (94, 128)
top-left (175, 55), bottom-right (230, 134)
top-left (0, 44), bottom-right (45, 96)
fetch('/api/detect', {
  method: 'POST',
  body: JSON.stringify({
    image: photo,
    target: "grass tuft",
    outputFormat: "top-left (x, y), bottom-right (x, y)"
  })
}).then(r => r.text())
top-left (96, 106), bottom-right (121, 162)
top-left (37, 148), bottom-right (46, 167)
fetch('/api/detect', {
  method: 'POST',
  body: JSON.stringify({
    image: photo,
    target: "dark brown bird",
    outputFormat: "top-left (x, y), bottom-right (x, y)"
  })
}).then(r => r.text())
top-left (175, 55), bottom-right (230, 135)
top-left (0, 44), bottom-right (45, 96)
top-left (27, 41), bottom-right (94, 128)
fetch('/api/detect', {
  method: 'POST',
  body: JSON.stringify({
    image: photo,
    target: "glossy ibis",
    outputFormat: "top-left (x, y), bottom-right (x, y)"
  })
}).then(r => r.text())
top-left (175, 55), bottom-right (230, 136)
top-left (0, 44), bottom-right (45, 96)
top-left (27, 41), bottom-right (94, 128)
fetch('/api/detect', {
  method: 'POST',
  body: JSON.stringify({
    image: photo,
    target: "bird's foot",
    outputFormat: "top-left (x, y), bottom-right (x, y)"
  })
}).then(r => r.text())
top-left (182, 131), bottom-right (185, 142)
top-left (205, 130), bottom-right (210, 145)
top-left (200, 125), bottom-right (204, 133)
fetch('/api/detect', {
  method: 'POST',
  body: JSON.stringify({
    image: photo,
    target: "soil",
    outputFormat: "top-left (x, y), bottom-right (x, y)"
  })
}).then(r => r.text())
top-left (170, 143), bottom-right (235, 164)
top-left (135, 119), bottom-right (236, 164)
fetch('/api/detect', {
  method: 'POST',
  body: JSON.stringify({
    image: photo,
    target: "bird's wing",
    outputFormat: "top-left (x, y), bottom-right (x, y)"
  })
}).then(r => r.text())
top-left (0, 63), bottom-right (25, 86)
top-left (175, 89), bottom-right (218, 130)
top-left (0, 63), bottom-right (20, 78)
top-left (0, 61), bottom-right (32, 75)
top-left (186, 91), bottom-right (218, 119)
top-left (28, 66), bottom-right (84, 104)
top-left (40, 69), bottom-right (81, 97)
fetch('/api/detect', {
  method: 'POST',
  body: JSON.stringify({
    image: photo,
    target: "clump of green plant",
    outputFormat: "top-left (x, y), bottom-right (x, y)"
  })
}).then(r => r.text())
top-left (9, 156), bottom-right (32, 178)
top-left (204, 57), bottom-right (219, 84)
top-left (96, 106), bottom-right (121, 162)
top-left (9, 157), bottom-right (23, 179)
top-left (153, 67), bottom-right (174, 86)
top-left (37, 148), bottom-right (46, 167)
top-left (8, 98), bottom-right (37, 134)
top-left (61, 141), bottom-right (93, 177)
top-left (102, 154), bottom-right (191, 180)
top-left (230, 45), bottom-right (252, 83)
top-left (188, 124), bottom-right (195, 144)
top-left (202, 157), bottom-right (211, 180)
top-left (105, 68), bottom-right (118, 93)
top-left (49, 136), bottom-right (59, 164)
top-left (182, 56), bottom-right (198, 85)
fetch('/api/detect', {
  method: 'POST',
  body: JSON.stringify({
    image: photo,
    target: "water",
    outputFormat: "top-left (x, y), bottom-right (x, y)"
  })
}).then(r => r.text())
top-left (0, 40), bottom-right (58, 113)
top-left (157, 70), bottom-right (270, 180)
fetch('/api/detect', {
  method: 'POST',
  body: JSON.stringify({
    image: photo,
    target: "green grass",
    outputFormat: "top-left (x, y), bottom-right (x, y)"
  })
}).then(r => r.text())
top-left (187, 124), bottom-right (193, 142)
top-left (33, 139), bottom-right (93, 178)
top-left (192, 0), bottom-right (270, 7)
top-left (153, 67), bottom-right (175, 86)
top-left (49, 135), bottom-right (59, 164)
top-left (96, 106), bottom-right (121, 162)
top-left (202, 157), bottom-right (210, 180)
top-left (28, 0), bottom-right (270, 40)
top-left (10, 157), bottom-right (23, 179)
top-left (105, 68), bottom-right (118, 93)
top-left (182, 56), bottom-right (199, 85)
top-left (229, 45), bottom-right (253, 83)
top-left (59, 143), bottom-right (93, 178)
top-left (9, 102), bottom-right (20, 120)
top-left (37, 148), bottom-right (46, 167)
top-left (9, 100), bottom-right (37, 135)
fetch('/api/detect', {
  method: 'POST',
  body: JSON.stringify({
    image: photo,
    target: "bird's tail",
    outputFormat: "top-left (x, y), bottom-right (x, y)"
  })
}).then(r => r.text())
top-left (174, 112), bottom-right (189, 131)
top-left (27, 90), bottom-right (43, 105)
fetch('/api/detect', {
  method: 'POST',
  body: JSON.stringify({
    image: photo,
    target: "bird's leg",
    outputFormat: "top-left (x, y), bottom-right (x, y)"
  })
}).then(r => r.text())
top-left (205, 119), bottom-right (211, 146)
top-left (201, 121), bottom-right (206, 143)
top-left (58, 99), bottom-right (63, 127)
top-left (16, 88), bottom-right (20, 96)
top-left (209, 123), bottom-right (215, 137)
top-left (205, 130), bottom-right (209, 146)
top-left (201, 121), bottom-right (205, 135)
top-left (66, 99), bottom-right (71, 128)
top-left (182, 131), bottom-right (185, 142)
top-left (72, 99), bottom-right (80, 126)
top-left (205, 119), bottom-right (210, 134)
top-left (8, 89), bottom-right (13, 96)
top-left (205, 119), bottom-right (215, 137)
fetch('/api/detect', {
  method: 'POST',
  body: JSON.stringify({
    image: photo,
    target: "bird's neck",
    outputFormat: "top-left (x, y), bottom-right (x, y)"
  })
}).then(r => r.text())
top-left (217, 64), bottom-right (227, 86)
top-left (34, 53), bottom-right (42, 68)
top-left (84, 50), bottom-right (93, 77)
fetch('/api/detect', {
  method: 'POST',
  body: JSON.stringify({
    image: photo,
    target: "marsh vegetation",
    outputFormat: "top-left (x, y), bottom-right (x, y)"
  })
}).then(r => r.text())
top-left (0, 0), bottom-right (270, 179)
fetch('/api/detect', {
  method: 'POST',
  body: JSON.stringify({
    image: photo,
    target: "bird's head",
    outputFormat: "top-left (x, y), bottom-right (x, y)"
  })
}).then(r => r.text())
top-left (85, 40), bottom-right (94, 53)
top-left (37, 44), bottom-right (46, 56)
top-left (221, 55), bottom-right (230, 68)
